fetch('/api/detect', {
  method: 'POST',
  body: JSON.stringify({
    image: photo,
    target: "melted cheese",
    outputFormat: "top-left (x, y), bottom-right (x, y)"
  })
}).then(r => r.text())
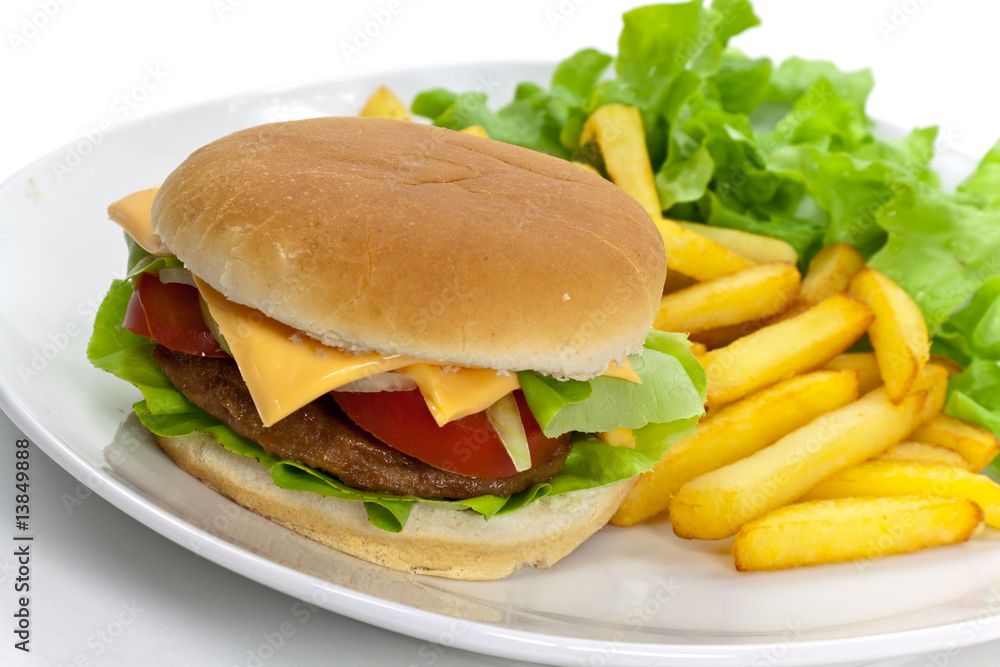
top-left (107, 188), bottom-right (170, 255)
top-left (604, 358), bottom-right (641, 384)
top-left (112, 188), bottom-right (642, 429)
top-left (401, 364), bottom-right (520, 427)
top-left (195, 277), bottom-right (422, 426)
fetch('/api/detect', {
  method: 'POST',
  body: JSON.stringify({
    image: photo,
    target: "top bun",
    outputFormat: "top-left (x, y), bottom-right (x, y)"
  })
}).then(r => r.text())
top-left (152, 117), bottom-right (664, 379)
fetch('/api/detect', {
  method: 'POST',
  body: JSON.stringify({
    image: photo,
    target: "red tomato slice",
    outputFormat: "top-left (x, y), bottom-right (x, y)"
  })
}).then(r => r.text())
top-left (122, 288), bottom-right (151, 338)
top-left (332, 389), bottom-right (561, 478)
top-left (123, 273), bottom-right (229, 358)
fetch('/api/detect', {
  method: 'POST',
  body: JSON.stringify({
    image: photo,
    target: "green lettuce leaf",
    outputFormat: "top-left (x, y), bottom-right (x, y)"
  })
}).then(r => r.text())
top-left (931, 279), bottom-right (1000, 449)
top-left (765, 57), bottom-right (874, 110)
top-left (957, 139), bottom-right (1000, 210)
top-left (89, 279), bottom-right (703, 532)
top-left (124, 235), bottom-right (184, 279)
top-left (519, 330), bottom-right (706, 437)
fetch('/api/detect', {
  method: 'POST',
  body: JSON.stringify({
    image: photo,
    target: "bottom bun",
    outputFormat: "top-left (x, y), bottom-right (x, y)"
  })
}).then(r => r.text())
top-left (155, 431), bottom-right (634, 580)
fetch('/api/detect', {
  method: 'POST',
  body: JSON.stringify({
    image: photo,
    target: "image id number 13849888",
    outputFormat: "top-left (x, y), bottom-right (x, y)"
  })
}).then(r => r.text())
top-left (13, 438), bottom-right (31, 653)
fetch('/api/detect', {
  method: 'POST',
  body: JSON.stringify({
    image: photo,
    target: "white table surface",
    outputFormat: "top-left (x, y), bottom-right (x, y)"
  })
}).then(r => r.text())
top-left (3, 1), bottom-right (1000, 665)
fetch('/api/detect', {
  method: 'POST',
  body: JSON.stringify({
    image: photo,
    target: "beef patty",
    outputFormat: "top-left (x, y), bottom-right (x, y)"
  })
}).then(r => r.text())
top-left (152, 346), bottom-right (572, 499)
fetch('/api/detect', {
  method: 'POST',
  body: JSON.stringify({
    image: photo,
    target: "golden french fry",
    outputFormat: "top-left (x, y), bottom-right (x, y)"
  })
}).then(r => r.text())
top-left (910, 414), bottom-right (1000, 471)
top-left (653, 217), bottom-right (756, 282)
top-left (460, 125), bottom-right (489, 138)
top-left (803, 461), bottom-right (1000, 528)
top-left (611, 370), bottom-right (859, 527)
top-left (580, 105), bottom-right (755, 283)
top-left (654, 263), bottom-right (800, 335)
top-left (580, 104), bottom-right (661, 218)
top-left (700, 292), bottom-right (874, 406)
top-left (849, 267), bottom-right (930, 403)
top-left (688, 340), bottom-right (708, 357)
top-left (823, 352), bottom-right (883, 395)
top-left (359, 86), bottom-right (411, 121)
top-left (875, 442), bottom-right (976, 471)
top-left (913, 363), bottom-right (948, 426)
top-left (800, 243), bottom-right (866, 306)
top-left (676, 222), bottom-right (798, 265)
top-left (733, 496), bottom-right (982, 572)
top-left (571, 160), bottom-right (600, 175)
top-left (669, 383), bottom-right (934, 540)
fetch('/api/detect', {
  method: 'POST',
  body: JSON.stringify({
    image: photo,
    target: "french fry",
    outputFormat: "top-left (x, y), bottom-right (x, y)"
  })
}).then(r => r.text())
top-left (580, 104), bottom-right (756, 282)
top-left (699, 292), bottom-right (874, 406)
top-left (849, 267), bottom-right (930, 403)
top-left (460, 125), bottom-right (489, 138)
top-left (732, 496), bottom-right (982, 572)
top-left (359, 86), bottom-right (410, 121)
top-left (913, 363), bottom-right (948, 425)
top-left (823, 352), bottom-right (883, 395)
top-left (676, 222), bottom-right (798, 265)
top-left (875, 442), bottom-right (975, 471)
top-left (654, 263), bottom-right (800, 334)
top-left (580, 104), bottom-right (661, 218)
top-left (910, 414), bottom-right (1000, 471)
top-left (611, 370), bottom-right (859, 527)
top-left (802, 461), bottom-right (1000, 529)
top-left (669, 382), bottom-right (935, 540)
top-left (572, 160), bottom-right (601, 175)
top-left (688, 340), bottom-right (708, 357)
top-left (654, 217), bottom-right (757, 282)
top-left (800, 243), bottom-right (866, 306)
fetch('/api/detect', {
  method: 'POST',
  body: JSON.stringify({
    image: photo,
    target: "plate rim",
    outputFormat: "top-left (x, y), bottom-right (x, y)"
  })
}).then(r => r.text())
top-left (2, 61), bottom-right (999, 667)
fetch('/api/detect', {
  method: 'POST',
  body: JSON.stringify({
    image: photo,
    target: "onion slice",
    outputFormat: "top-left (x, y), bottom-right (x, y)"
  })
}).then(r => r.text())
top-left (486, 393), bottom-right (531, 472)
top-left (335, 372), bottom-right (418, 393)
top-left (158, 267), bottom-right (196, 287)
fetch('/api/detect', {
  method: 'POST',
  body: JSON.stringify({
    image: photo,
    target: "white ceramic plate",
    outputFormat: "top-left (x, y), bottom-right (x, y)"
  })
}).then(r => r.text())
top-left (2, 63), bottom-right (999, 667)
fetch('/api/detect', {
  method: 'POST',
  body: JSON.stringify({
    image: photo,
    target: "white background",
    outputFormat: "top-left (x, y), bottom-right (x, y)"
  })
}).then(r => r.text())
top-left (2, 0), bottom-right (1000, 665)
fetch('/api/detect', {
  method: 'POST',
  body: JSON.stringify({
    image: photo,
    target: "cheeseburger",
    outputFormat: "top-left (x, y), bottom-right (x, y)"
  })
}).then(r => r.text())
top-left (89, 117), bottom-right (705, 580)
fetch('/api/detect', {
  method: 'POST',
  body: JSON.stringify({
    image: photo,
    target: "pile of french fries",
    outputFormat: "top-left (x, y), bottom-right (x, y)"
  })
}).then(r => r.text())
top-left (360, 88), bottom-right (1000, 573)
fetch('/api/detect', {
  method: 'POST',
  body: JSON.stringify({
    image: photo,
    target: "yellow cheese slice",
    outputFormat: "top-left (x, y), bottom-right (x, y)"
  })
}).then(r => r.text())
top-left (195, 277), bottom-right (423, 427)
top-left (107, 188), bottom-right (170, 255)
top-left (400, 364), bottom-right (520, 427)
top-left (604, 358), bottom-right (641, 384)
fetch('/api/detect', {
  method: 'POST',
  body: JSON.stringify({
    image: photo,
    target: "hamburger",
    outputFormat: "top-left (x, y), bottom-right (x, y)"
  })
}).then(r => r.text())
top-left (88, 117), bottom-right (706, 580)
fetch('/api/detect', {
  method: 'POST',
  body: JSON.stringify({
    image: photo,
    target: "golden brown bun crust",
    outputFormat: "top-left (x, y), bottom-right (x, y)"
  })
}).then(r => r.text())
top-left (151, 117), bottom-right (664, 378)
top-left (155, 432), bottom-right (633, 580)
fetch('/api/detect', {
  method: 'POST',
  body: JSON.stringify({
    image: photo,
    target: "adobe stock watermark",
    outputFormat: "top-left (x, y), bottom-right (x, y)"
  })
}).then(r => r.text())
top-left (406, 619), bottom-right (471, 667)
top-left (919, 586), bottom-right (1000, 667)
top-left (64, 599), bottom-right (144, 665)
top-left (233, 588), bottom-right (331, 667)
top-left (579, 573), bottom-right (683, 667)
top-left (545, 0), bottom-right (590, 31)
top-left (750, 620), bottom-right (805, 667)
top-left (7, 0), bottom-right (72, 54)
top-left (17, 283), bottom-right (114, 384)
top-left (60, 417), bottom-right (149, 515)
top-left (844, 124), bottom-right (959, 250)
top-left (50, 64), bottom-right (168, 182)
top-left (213, 0), bottom-right (248, 21)
top-left (339, 0), bottom-right (407, 64)
top-left (878, 0), bottom-right (932, 40)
